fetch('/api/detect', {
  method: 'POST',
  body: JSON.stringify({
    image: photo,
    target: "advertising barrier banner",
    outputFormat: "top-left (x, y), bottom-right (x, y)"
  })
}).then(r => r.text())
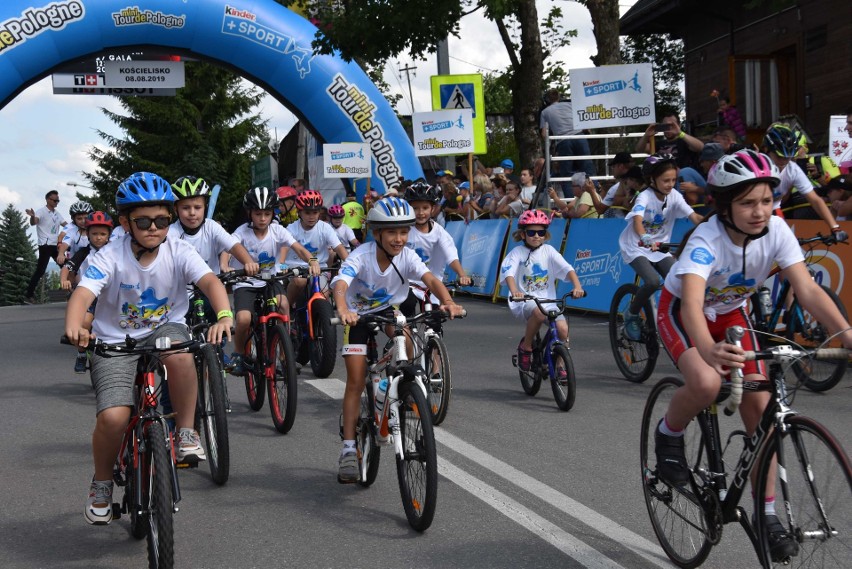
top-left (570, 63), bottom-right (654, 130)
top-left (458, 218), bottom-right (510, 296)
top-left (443, 220), bottom-right (467, 282)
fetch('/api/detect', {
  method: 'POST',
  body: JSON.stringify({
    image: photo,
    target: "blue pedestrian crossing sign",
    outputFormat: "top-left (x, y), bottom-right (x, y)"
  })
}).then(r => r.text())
top-left (431, 74), bottom-right (487, 154)
top-left (439, 83), bottom-right (475, 117)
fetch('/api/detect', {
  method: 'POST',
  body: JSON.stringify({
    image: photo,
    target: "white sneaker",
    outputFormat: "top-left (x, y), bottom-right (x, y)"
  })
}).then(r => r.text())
top-left (176, 428), bottom-right (207, 462)
top-left (84, 479), bottom-right (114, 525)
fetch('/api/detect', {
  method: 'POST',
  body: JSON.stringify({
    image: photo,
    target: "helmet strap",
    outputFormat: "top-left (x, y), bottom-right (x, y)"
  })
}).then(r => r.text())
top-left (179, 220), bottom-right (204, 236)
top-left (375, 236), bottom-right (406, 285)
top-left (129, 235), bottom-right (164, 261)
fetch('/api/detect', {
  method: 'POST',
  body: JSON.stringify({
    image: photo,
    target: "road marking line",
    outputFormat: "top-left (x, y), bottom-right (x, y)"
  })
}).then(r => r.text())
top-left (440, 457), bottom-right (627, 569)
top-left (305, 378), bottom-right (346, 399)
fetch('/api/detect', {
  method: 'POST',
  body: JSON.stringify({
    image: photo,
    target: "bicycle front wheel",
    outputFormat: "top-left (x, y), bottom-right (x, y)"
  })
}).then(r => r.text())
top-left (424, 335), bottom-right (452, 425)
top-left (243, 333), bottom-right (265, 411)
top-left (550, 344), bottom-right (576, 412)
top-left (197, 344), bottom-right (230, 485)
top-left (267, 324), bottom-right (298, 434)
top-left (309, 300), bottom-right (337, 378)
top-left (787, 285), bottom-right (848, 392)
top-left (640, 377), bottom-right (713, 569)
top-left (609, 283), bottom-right (658, 383)
top-left (395, 380), bottom-right (438, 532)
top-left (753, 415), bottom-right (852, 568)
top-left (145, 421), bottom-right (175, 569)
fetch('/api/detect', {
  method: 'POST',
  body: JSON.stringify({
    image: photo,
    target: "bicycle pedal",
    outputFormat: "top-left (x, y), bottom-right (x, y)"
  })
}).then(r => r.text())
top-left (511, 355), bottom-right (518, 368)
top-left (175, 460), bottom-right (199, 469)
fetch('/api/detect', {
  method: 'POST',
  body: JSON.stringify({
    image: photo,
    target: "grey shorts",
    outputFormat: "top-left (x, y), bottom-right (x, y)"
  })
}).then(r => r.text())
top-left (90, 323), bottom-right (191, 415)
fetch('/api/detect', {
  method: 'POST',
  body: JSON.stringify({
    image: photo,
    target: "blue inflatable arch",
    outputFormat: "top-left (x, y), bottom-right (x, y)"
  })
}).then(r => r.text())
top-left (0, 0), bottom-right (422, 193)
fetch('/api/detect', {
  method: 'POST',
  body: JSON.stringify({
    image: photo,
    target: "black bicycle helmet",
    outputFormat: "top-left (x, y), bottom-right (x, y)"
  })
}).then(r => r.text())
top-left (242, 187), bottom-right (278, 211)
top-left (763, 124), bottom-right (800, 158)
top-left (403, 181), bottom-right (441, 204)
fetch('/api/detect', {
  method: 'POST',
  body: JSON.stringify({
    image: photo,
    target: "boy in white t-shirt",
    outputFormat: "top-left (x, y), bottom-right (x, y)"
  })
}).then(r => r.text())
top-left (64, 172), bottom-right (234, 526)
top-left (331, 197), bottom-right (464, 484)
top-left (56, 201), bottom-right (93, 264)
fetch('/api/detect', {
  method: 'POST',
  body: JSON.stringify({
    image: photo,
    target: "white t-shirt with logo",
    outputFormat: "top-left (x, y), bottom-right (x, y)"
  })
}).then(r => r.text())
top-left (334, 223), bottom-right (357, 252)
top-left (664, 216), bottom-right (803, 318)
top-left (168, 220), bottom-right (238, 274)
top-left (78, 237), bottom-right (211, 343)
top-left (774, 162), bottom-right (813, 209)
top-left (231, 223), bottom-right (296, 289)
top-left (285, 220), bottom-right (340, 267)
top-left (61, 224), bottom-right (89, 257)
top-left (499, 244), bottom-right (574, 301)
top-left (619, 188), bottom-right (694, 264)
top-left (332, 242), bottom-right (429, 315)
top-left (405, 222), bottom-right (459, 287)
top-left (34, 206), bottom-right (65, 246)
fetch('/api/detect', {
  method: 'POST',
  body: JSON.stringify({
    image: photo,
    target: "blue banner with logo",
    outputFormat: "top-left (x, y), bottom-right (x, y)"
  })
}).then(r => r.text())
top-left (497, 217), bottom-right (567, 299)
top-left (459, 218), bottom-right (510, 296)
top-left (442, 220), bottom-right (467, 282)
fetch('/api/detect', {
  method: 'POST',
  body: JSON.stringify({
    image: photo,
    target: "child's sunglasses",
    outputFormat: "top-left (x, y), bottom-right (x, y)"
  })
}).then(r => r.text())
top-left (130, 215), bottom-right (171, 230)
top-left (525, 229), bottom-right (547, 237)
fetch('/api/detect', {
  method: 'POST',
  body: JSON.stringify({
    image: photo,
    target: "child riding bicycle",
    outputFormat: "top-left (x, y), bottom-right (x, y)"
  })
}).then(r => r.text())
top-left (56, 201), bottom-right (93, 265)
top-left (500, 209), bottom-right (584, 372)
top-left (652, 149), bottom-right (852, 562)
top-left (328, 204), bottom-right (360, 253)
top-left (331, 196), bottom-right (464, 484)
top-left (619, 153), bottom-right (704, 341)
top-left (64, 172), bottom-right (234, 526)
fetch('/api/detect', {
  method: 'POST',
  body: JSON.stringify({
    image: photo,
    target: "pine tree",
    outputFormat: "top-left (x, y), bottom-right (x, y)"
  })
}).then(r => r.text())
top-left (0, 204), bottom-right (37, 306)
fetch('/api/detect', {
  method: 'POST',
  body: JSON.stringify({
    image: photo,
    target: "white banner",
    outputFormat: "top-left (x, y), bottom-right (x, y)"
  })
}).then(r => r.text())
top-left (102, 60), bottom-right (185, 88)
top-left (322, 143), bottom-right (371, 178)
top-left (412, 109), bottom-right (474, 156)
top-left (569, 63), bottom-right (655, 130)
top-left (829, 115), bottom-right (852, 170)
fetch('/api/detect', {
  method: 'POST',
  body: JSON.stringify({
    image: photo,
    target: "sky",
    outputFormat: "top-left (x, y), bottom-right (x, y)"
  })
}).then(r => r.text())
top-left (0, 1), bottom-right (638, 239)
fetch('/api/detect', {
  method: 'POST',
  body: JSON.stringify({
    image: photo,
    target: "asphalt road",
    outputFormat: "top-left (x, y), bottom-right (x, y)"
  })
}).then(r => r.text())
top-left (1, 299), bottom-right (851, 568)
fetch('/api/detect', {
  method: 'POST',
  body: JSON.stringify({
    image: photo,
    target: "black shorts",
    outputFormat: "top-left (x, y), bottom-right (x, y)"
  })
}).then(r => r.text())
top-left (233, 284), bottom-right (285, 313)
top-left (342, 307), bottom-right (394, 356)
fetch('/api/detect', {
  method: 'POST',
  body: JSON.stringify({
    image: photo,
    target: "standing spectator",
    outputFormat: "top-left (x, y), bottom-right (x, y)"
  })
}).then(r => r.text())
top-left (519, 168), bottom-right (538, 206)
top-left (540, 89), bottom-right (595, 182)
top-left (24, 190), bottom-right (67, 303)
top-left (290, 178), bottom-right (307, 193)
top-left (678, 142), bottom-right (724, 206)
top-left (635, 113), bottom-right (704, 170)
top-left (341, 191), bottom-right (366, 241)
top-left (718, 97), bottom-right (746, 140)
top-left (596, 152), bottom-right (636, 216)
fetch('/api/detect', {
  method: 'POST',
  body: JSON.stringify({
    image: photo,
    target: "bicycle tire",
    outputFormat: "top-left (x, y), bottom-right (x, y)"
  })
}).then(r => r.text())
top-left (243, 333), bottom-right (265, 411)
top-left (753, 415), bottom-right (852, 568)
top-left (197, 344), bottom-right (230, 485)
top-left (395, 379), bottom-right (438, 532)
top-left (549, 344), bottom-right (576, 412)
top-left (309, 300), bottom-right (337, 378)
top-left (145, 421), bottom-right (175, 569)
top-left (640, 377), bottom-right (713, 568)
top-left (424, 335), bottom-right (452, 425)
top-left (786, 285), bottom-right (848, 392)
top-left (517, 336), bottom-right (542, 396)
top-left (358, 379), bottom-right (381, 487)
top-left (609, 283), bottom-right (658, 383)
top-left (128, 444), bottom-right (147, 540)
top-left (267, 324), bottom-right (298, 434)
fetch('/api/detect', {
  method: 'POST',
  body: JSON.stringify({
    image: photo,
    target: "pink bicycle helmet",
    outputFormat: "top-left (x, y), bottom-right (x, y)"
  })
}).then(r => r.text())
top-left (328, 204), bottom-right (345, 218)
top-left (518, 209), bottom-right (551, 227)
top-left (707, 149), bottom-right (779, 195)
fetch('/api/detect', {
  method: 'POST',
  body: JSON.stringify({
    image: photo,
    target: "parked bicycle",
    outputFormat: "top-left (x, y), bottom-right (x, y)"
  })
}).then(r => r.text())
top-left (640, 325), bottom-right (852, 568)
top-left (61, 334), bottom-right (199, 569)
top-left (608, 242), bottom-right (679, 383)
top-left (333, 308), bottom-right (465, 531)
top-left (750, 232), bottom-right (848, 392)
top-left (289, 266), bottom-right (337, 378)
top-left (511, 292), bottom-right (584, 412)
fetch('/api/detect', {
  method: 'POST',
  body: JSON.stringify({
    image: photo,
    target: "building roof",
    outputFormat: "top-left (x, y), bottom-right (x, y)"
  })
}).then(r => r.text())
top-left (620, 0), bottom-right (682, 35)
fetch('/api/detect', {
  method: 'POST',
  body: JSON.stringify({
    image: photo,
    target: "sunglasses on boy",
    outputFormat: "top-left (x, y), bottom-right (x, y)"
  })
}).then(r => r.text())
top-left (525, 229), bottom-right (547, 237)
top-left (130, 215), bottom-right (171, 230)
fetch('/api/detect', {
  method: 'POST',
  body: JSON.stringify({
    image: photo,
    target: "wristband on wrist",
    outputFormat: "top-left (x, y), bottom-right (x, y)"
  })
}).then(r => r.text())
top-left (678, 131), bottom-right (686, 139)
top-left (831, 225), bottom-right (840, 230)
top-left (217, 309), bottom-right (234, 321)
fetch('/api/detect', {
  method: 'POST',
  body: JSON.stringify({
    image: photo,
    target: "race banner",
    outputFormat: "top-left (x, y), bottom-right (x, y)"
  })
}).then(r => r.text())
top-left (828, 115), bottom-right (852, 171)
top-left (570, 63), bottom-right (655, 130)
top-left (322, 143), bottom-right (371, 178)
top-left (412, 109), bottom-right (474, 157)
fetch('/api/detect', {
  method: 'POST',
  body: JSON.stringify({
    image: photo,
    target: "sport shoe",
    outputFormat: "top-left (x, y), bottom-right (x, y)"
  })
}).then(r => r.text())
top-left (755, 513), bottom-right (799, 562)
top-left (654, 420), bottom-right (689, 486)
top-left (556, 368), bottom-right (568, 385)
top-left (176, 428), bottom-right (207, 463)
top-left (228, 353), bottom-right (245, 376)
top-left (85, 479), bottom-right (114, 525)
top-left (624, 312), bottom-right (643, 341)
top-left (23, 296), bottom-right (36, 305)
top-left (74, 352), bottom-right (88, 374)
top-left (337, 451), bottom-right (359, 484)
top-left (517, 342), bottom-right (532, 372)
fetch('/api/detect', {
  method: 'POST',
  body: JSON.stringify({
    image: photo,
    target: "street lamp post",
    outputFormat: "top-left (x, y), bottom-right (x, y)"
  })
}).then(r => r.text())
top-left (66, 181), bottom-right (94, 190)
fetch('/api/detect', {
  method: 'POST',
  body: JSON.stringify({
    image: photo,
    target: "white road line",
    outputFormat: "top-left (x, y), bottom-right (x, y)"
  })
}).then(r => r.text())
top-left (306, 377), bottom-right (668, 568)
top-left (439, 458), bottom-right (627, 569)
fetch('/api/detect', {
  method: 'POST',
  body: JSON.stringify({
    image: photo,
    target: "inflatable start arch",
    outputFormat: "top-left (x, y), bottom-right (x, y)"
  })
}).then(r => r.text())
top-left (0, 0), bottom-right (423, 193)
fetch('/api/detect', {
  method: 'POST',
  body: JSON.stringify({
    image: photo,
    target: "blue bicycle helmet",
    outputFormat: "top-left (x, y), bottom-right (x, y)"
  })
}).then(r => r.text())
top-left (763, 124), bottom-right (800, 158)
top-left (115, 172), bottom-right (175, 212)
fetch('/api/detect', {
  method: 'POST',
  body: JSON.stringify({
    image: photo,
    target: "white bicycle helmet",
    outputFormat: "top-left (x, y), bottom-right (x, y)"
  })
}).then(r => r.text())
top-left (707, 149), bottom-right (779, 195)
top-left (366, 197), bottom-right (415, 229)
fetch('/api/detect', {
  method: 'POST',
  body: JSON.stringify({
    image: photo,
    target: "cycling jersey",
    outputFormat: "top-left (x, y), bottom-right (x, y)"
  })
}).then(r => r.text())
top-left (619, 188), bottom-right (693, 264)
top-left (285, 220), bottom-right (340, 267)
top-left (230, 222), bottom-right (296, 289)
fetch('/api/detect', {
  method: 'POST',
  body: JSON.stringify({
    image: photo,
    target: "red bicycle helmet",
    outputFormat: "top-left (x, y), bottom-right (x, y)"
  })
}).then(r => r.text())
top-left (276, 185), bottom-right (297, 200)
top-left (328, 204), bottom-right (345, 218)
top-left (85, 211), bottom-right (114, 229)
top-left (518, 209), bottom-right (551, 227)
top-left (295, 189), bottom-right (323, 210)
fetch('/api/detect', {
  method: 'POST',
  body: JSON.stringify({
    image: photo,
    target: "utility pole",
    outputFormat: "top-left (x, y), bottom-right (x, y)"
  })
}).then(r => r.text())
top-left (398, 62), bottom-right (417, 114)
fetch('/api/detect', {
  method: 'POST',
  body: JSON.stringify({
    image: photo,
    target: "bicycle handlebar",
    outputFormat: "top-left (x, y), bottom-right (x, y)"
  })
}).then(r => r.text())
top-left (60, 334), bottom-right (204, 356)
top-left (329, 309), bottom-right (467, 327)
top-left (797, 233), bottom-right (846, 247)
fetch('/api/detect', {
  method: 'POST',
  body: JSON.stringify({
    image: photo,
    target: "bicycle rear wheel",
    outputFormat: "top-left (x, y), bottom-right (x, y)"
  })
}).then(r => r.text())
top-left (640, 377), bottom-right (713, 569)
top-left (144, 421), bottom-right (175, 569)
top-left (357, 379), bottom-right (381, 487)
top-left (395, 380), bottom-right (438, 532)
top-left (197, 344), bottom-right (230, 485)
top-left (267, 324), bottom-right (298, 434)
top-left (753, 415), bottom-right (852, 568)
top-left (309, 300), bottom-right (337, 378)
top-left (786, 286), bottom-right (848, 392)
top-left (424, 335), bottom-right (452, 425)
top-left (243, 333), bottom-right (265, 411)
top-left (549, 344), bottom-right (576, 412)
top-left (609, 283), bottom-right (658, 383)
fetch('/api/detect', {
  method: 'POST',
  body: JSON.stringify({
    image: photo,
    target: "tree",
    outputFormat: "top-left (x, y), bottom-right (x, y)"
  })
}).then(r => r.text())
top-left (0, 204), bottom-right (36, 306)
top-left (620, 33), bottom-right (684, 119)
top-left (85, 61), bottom-right (269, 225)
